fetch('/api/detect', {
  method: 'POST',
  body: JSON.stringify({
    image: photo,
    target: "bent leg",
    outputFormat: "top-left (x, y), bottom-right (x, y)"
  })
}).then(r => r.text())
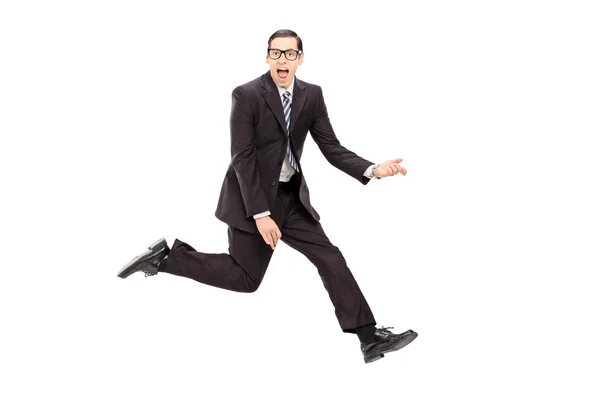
top-left (159, 227), bottom-right (274, 293)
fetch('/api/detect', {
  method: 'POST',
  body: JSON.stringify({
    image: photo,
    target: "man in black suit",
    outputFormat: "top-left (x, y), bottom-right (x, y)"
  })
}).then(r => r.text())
top-left (117, 29), bottom-right (417, 363)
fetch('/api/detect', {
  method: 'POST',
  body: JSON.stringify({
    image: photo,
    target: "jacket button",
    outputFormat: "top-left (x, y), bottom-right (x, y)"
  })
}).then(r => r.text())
top-left (271, 181), bottom-right (276, 186)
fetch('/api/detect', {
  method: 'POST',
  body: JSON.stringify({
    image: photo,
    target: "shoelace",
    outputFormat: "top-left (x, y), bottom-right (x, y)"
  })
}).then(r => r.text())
top-left (144, 254), bottom-right (165, 277)
top-left (377, 326), bottom-right (395, 335)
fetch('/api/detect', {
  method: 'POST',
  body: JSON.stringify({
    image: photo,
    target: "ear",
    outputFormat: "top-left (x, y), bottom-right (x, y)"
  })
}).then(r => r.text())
top-left (298, 52), bottom-right (304, 66)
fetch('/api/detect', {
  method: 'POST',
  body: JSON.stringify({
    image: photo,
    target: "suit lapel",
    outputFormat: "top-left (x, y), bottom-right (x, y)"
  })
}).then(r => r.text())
top-left (290, 78), bottom-right (306, 135)
top-left (261, 71), bottom-right (307, 138)
top-left (261, 72), bottom-right (287, 136)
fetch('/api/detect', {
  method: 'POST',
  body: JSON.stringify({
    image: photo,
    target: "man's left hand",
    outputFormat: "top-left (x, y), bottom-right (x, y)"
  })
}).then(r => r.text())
top-left (375, 158), bottom-right (407, 178)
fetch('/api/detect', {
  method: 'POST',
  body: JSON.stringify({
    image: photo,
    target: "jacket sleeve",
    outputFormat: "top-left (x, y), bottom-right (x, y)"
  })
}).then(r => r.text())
top-left (230, 86), bottom-right (270, 217)
top-left (309, 86), bottom-right (374, 185)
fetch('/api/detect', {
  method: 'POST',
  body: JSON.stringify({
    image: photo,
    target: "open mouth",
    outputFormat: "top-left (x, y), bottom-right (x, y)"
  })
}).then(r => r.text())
top-left (277, 67), bottom-right (289, 79)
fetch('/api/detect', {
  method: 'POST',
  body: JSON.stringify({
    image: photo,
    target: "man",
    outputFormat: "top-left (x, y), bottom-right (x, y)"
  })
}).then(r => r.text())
top-left (117, 29), bottom-right (418, 364)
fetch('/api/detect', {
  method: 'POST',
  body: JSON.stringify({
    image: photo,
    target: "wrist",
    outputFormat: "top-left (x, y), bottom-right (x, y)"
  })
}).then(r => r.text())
top-left (372, 164), bottom-right (381, 179)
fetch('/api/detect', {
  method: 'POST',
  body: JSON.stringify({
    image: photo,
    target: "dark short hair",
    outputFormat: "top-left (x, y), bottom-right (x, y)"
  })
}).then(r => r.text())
top-left (268, 29), bottom-right (303, 52)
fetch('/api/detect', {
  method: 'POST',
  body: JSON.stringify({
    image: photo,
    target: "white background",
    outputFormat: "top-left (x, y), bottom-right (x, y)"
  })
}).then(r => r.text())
top-left (1, 0), bottom-right (599, 398)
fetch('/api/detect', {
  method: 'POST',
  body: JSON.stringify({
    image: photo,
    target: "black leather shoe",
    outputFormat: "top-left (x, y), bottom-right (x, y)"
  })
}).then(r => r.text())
top-left (360, 326), bottom-right (418, 364)
top-left (117, 238), bottom-right (170, 279)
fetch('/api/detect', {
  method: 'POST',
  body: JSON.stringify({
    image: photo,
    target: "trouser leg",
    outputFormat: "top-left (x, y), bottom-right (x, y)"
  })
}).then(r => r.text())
top-left (159, 226), bottom-right (274, 293)
top-left (277, 180), bottom-right (377, 333)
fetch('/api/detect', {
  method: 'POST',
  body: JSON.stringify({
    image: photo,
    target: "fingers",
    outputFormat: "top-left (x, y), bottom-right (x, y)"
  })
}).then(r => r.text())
top-left (262, 229), bottom-right (281, 250)
top-left (394, 165), bottom-right (407, 175)
top-left (261, 233), bottom-right (273, 249)
top-left (264, 234), bottom-right (275, 250)
top-left (270, 230), bottom-right (279, 249)
top-left (383, 158), bottom-right (406, 177)
top-left (381, 162), bottom-right (406, 177)
top-left (387, 164), bottom-right (400, 175)
top-left (256, 217), bottom-right (282, 250)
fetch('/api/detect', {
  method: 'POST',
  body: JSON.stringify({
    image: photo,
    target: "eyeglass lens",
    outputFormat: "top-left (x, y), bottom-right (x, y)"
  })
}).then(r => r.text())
top-left (269, 49), bottom-right (298, 61)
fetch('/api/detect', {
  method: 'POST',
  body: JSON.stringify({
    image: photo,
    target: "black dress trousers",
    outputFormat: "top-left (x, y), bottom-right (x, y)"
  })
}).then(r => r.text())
top-left (159, 173), bottom-right (376, 333)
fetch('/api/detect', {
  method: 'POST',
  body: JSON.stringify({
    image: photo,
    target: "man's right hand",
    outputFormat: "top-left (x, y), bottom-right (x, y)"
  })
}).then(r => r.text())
top-left (256, 216), bottom-right (281, 250)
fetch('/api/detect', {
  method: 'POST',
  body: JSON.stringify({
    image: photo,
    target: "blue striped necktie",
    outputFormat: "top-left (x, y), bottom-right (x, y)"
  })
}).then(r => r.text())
top-left (282, 91), bottom-right (299, 171)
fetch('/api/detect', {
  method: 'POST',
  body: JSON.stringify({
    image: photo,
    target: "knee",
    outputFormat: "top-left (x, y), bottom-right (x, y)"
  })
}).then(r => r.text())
top-left (321, 246), bottom-right (347, 266)
top-left (244, 283), bottom-right (259, 293)
top-left (234, 259), bottom-right (268, 293)
top-left (241, 276), bottom-right (262, 293)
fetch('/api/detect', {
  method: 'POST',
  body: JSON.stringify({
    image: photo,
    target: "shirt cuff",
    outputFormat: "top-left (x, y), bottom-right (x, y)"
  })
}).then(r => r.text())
top-left (253, 211), bottom-right (271, 219)
top-left (364, 164), bottom-right (378, 179)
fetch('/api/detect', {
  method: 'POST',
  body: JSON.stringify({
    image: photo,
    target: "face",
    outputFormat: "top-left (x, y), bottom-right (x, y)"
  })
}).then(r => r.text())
top-left (266, 36), bottom-right (304, 89)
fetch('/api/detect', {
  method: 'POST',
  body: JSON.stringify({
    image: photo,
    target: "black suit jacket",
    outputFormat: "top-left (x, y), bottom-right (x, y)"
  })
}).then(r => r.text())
top-left (215, 70), bottom-right (375, 234)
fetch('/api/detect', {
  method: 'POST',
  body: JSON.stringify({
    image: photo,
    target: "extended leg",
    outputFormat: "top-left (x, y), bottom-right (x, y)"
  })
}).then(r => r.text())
top-left (279, 201), bottom-right (377, 333)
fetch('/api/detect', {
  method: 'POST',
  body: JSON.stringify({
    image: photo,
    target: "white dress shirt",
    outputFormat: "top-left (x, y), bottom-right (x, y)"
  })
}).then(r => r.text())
top-left (253, 76), bottom-right (378, 219)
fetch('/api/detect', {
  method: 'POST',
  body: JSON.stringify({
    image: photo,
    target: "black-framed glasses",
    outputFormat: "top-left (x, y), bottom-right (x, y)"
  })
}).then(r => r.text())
top-left (268, 48), bottom-right (302, 61)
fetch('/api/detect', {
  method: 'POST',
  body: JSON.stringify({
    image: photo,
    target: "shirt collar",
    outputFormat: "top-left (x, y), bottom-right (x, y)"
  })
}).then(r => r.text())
top-left (276, 76), bottom-right (295, 98)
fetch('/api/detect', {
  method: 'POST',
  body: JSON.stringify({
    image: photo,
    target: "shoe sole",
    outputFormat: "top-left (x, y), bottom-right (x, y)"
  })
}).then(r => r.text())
top-left (364, 330), bottom-right (418, 364)
top-left (117, 238), bottom-right (167, 279)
